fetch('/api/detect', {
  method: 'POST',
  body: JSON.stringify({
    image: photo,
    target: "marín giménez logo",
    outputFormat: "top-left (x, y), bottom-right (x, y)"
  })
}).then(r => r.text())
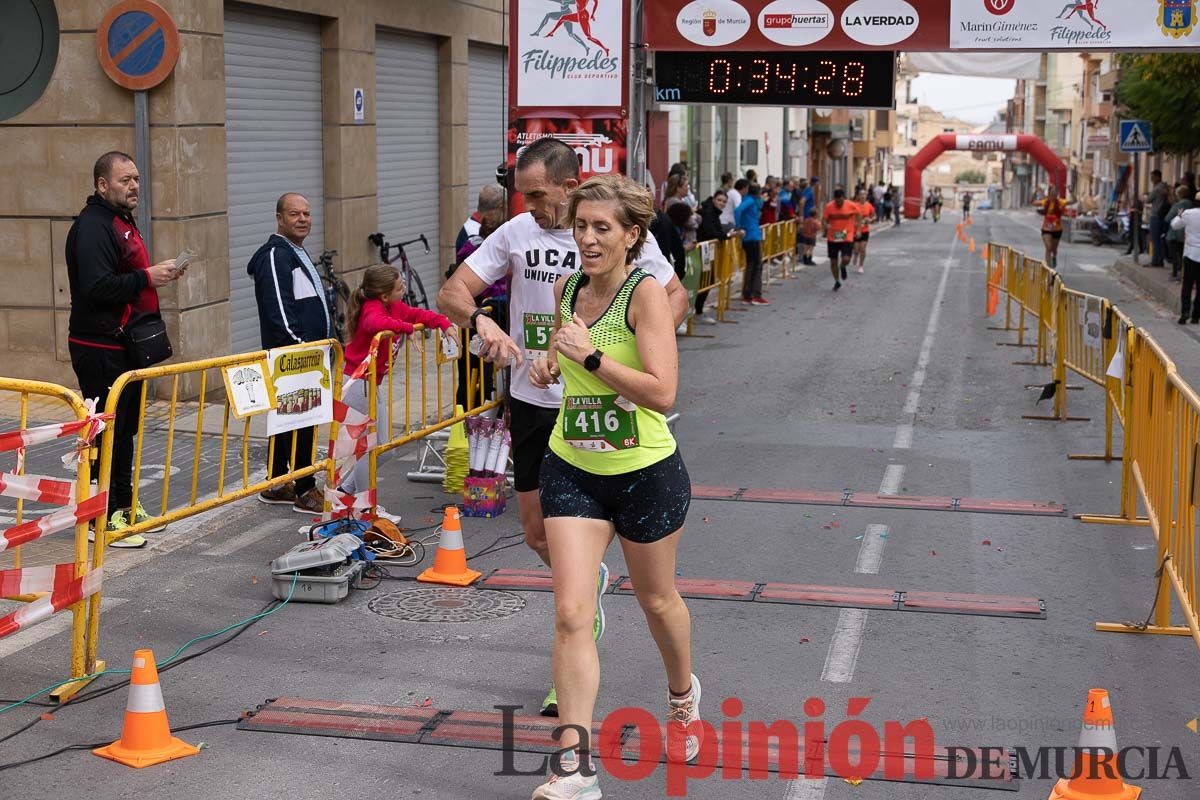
top-left (984, 0), bottom-right (1016, 15)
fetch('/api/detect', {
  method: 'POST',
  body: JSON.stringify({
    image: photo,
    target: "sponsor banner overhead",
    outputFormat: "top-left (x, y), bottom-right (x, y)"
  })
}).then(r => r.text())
top-left (512, 0), bottom-right (628, 115)
top-left (505, 118), bottom-right (627, 215)
top-left (646, 0), bottom-right (949, 50)
top-left (645, 0), bottom-right (1200, 50)
top-left (950, 0), bottom-right (1200, 50)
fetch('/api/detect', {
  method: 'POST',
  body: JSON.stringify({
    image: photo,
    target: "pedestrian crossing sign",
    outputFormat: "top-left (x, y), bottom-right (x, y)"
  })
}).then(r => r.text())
top-left (1119, 120), bottom-right (1153, 153)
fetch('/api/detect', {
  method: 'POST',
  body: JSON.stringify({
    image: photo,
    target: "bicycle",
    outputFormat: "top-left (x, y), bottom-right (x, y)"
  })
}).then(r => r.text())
top-left (316, 249), bottom-right (351, 343)
top-left (368, 232), bottom-right (431, 310)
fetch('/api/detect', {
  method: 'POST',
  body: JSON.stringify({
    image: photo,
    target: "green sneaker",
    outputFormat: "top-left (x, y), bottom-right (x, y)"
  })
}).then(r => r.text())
top-left (593, 562), bottom-right (609, 642)
top-left (87, 510), bottom-right (146, 548)
top-left (540, 685), bottom-right (558, 718)
top-left (133, 500), bottom-right (167, 533)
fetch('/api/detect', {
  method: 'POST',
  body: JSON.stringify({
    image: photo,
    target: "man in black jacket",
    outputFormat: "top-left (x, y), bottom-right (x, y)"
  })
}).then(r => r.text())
top-left (66, 151), bottom-right (183, 547)
top-left (247, 193), bottom-right (331, 514)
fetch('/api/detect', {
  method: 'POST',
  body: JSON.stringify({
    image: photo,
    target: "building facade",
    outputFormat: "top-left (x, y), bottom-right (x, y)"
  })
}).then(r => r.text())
top-left (1, 0), bottom-right (507, 389)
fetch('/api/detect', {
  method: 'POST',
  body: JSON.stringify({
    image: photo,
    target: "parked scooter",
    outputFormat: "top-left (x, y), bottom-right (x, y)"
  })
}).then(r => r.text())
top-left (1090, 208), bottom-right (1130, 246)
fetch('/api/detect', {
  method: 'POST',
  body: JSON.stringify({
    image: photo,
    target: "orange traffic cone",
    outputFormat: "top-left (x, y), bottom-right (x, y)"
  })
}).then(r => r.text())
top-left (94, 649), bottom-right (199, 768)
top-left (417, 506), bottom-right (481, 586)
top-left (1047, 689), bottom-right (1141, 800)
top-left (982, 243), bottom-right (990, 262)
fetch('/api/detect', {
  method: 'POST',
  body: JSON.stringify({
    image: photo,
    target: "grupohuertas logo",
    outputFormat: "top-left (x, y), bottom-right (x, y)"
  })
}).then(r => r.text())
top-left (758, 0), bottom-right (835, 46)
top-left (676, 0), bottom-right (752, 46)
top-left (1051, 0), bottom-right (1112, 44)
top-left (523, 0), bottom-right (619, 80)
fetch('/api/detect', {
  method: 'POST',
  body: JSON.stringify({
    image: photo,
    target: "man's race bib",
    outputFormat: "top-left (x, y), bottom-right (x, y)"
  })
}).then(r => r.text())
top-left (833, 230), bottom-right (848, 241)
top-left (523, 312), bottom-right (555, 357)
top-left (563, 394), bottom-right (639, 452)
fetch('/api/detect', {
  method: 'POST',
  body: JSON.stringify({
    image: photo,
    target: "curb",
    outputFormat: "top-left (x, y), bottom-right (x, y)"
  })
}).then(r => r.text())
top-left (1112, 255), bottom-right (1178, 313)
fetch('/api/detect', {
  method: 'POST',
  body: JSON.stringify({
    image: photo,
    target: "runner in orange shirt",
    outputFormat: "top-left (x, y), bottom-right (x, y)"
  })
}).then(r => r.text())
top-left (853, 187), bottom-right (875, 275)
top-left (823, 188), bottom-right (861, 291)
top-left (1039, 183), bottom-right (1068, 269)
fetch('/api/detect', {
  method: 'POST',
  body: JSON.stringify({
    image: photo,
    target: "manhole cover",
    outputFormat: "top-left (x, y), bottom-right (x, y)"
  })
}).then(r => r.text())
top-left (367, 588), bottom-right (524, 623)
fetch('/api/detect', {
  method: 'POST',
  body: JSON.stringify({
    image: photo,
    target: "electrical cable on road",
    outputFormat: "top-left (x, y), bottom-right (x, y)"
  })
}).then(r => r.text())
top-left (0, 719), bottom-right (241, 773)
top-left (0, 573), bottom-right (300, 749)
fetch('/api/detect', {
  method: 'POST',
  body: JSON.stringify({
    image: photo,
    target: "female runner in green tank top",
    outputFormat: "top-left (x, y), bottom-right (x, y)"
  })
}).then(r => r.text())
top-left (528, 175), bottom-right (699, 800)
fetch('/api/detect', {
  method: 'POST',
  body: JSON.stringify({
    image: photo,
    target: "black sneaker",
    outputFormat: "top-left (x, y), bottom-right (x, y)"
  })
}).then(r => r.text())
top-left (833, 281), bottom-right (841, 291)
top-left (1180, 316), bottom-right (1189, 325)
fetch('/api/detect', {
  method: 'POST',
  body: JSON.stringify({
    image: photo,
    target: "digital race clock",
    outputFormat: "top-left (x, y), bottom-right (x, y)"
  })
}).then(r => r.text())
top-left (653, 51), bottom-right (896, 109)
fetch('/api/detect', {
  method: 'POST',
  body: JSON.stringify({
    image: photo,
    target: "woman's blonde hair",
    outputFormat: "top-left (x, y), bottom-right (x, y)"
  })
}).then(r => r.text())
top-left (567, 174), bottom-right (654, 263)
top-left (347, 264), bottom-right (400, 337)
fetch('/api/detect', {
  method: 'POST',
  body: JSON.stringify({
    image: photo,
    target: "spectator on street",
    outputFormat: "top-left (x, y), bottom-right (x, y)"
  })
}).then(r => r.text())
top-left (799, 208), bottom-right (821, 266)
top-left (456, 184), bottom-right (506, 253)
top-left (723, 178), bottom-right (747, 232)
top-left (248, 192), bottom-right (331, 515)
top-left (338, 264), bottom-right (452, 519)
top-left (735, 184), bottom-right (767, 306)
top-left (1149, 169), bottom-right (1172, 267)
top-left (1171, 191), bottom-right (1200, 324)
top-left (1166, 182), bottom-right (1194, 281)
top-left (760, 184), bottom-right (779, 225)
top-left (67, 151), bottom-right (184, 547)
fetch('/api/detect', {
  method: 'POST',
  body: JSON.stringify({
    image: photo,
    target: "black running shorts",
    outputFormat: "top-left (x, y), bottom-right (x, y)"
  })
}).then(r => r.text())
top-left (828, 241), bottom-right (854, 261)
top-left (1043, 229), bottom-right (1063, 241)
top-left (539, 449), bottom-right (691, 544)
top-left (509, 397), bottom-right (560, 493)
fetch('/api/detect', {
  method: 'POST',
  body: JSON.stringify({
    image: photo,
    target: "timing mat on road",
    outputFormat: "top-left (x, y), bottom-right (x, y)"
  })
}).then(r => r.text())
top-left (479, 569), bottom-right (1046, 620)
top-left (238, 696), bottom-right (1018, 791)
top-left (692, 485), bottom-right (1067, 517)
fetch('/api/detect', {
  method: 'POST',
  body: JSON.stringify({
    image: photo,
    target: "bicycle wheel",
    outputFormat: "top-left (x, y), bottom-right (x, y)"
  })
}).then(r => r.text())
top-left (405, 269), bottom-right (429, 310)
top-left (331, 280), bottom-right (351, 342)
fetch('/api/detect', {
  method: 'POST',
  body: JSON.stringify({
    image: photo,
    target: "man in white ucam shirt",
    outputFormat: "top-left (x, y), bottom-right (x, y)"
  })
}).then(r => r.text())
top-left (437, 137), bottom-right (687, 715)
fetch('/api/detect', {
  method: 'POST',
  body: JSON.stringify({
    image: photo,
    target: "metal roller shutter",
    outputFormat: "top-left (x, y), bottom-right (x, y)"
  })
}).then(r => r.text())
top-left (468, 44), bottom-right (507, 207)
top-left (224, 5), bottom-right (324, 353)
top-left (376, 31), bottom-right (440, 298)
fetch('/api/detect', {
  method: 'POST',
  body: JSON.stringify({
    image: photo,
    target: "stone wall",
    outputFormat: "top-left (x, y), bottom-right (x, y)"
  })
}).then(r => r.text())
top-left (0, 0), bottom-right (507, 392)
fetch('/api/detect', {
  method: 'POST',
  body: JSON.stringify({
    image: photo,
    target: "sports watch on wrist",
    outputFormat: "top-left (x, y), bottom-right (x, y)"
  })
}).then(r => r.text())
top-left (584, 350), bottom-right (603, 372)
top-left (469, 307), bottom-right (489, 330)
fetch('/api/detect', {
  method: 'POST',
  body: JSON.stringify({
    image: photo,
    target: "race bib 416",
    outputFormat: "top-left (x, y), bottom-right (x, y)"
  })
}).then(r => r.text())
top-left (563, 394), bottom-right (639, 452)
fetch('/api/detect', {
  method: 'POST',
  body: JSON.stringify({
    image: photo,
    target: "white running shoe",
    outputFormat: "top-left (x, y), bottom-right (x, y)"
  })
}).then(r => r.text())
top-left (667, 673), bottom-right (703, 763)
top-left (695, 314), bottom-right (717, 325)
top-left (856, 267), bottom-right (865, 274)
top-left (373, 504), bottom-right (402, 524)
top-left (532, 762), bottom-right (602, 799)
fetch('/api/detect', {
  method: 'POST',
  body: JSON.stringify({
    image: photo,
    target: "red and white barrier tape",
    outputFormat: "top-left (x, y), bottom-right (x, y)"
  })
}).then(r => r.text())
top-left (0, 493), bottom-right (107, 552)
top-left (323, 397), bottom-right (375, 520)
top-left (0, 566), bottom-right (103, 640)
top-left (0, 470), bottom-right (75, 505)
top-left (0, 412), bottom-right (112, 454)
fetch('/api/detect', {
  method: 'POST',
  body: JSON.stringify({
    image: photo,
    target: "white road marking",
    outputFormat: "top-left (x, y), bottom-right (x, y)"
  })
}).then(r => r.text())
top-left (821, 608), bottom-right (868, 683)
top-left (200, 516), bottom-right (296, 556)
top-left (854, 524), bottom-right (889, 575)
top-left (784, 776), bottom-right (828, 799)
top-left (879, 465), bottom-right (905, 496)
top-left (893, 235), bottom-right (957, 448)
top-left (0, 597), bottom-right (127, 660)
top-left (1077, 263), bottom-right (1104, 273)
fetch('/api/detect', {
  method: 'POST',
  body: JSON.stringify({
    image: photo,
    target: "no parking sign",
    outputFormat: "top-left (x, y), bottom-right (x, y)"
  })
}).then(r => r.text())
top-left (96, 0), bottom-right (180, 91)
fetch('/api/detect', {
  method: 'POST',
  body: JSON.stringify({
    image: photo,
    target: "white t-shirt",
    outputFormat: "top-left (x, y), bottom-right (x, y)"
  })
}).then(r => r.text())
top-left (465, 212), bottom-right (675, 408)
top-left (722, 188), bottom-right (742, 227)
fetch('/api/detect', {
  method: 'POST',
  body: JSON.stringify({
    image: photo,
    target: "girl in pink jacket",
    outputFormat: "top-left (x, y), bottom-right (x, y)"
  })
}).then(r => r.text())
top-left (339, 265), bottom-right (452, 516)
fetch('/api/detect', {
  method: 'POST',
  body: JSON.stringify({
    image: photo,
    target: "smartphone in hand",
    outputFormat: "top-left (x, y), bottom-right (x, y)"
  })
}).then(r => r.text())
top-left (174, 249), bottom-right (198, 274)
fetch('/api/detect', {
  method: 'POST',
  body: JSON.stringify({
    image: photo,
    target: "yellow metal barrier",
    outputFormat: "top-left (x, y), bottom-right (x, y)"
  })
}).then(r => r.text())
top-left (984, 240), bottom-right (1200, 651)
top-left (0, 379), bottom-right (104, 700)
top-left (87, 339), bottom-right (345, 671)
top-left (365, 325), bottom-right (501, 499)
